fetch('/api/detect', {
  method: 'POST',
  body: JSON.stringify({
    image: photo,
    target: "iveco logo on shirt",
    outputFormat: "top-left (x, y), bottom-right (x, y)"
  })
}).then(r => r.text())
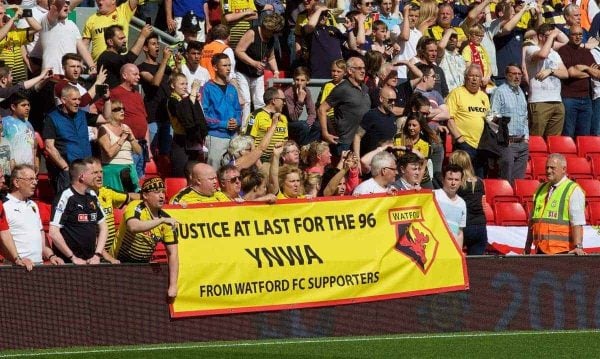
top-left (467, 106), bottom-right (487, 113)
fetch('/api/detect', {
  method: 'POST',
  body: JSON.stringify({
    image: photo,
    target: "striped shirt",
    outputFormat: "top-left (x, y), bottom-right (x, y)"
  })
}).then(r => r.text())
top-left (115, 200), bottom-right (177, 263)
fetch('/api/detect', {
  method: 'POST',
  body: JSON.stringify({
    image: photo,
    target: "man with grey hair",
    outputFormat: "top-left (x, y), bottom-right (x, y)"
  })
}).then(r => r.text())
top-left (524, 153), bottom-right (586, 256)
top-left (353, 151), bottom-right (397, 195)
top-left (446, 64), bottom-right (490, 177)
top-left (318, 56), bottom-right (371, 157)
top-left (560, 3), bottom-right (598, 48)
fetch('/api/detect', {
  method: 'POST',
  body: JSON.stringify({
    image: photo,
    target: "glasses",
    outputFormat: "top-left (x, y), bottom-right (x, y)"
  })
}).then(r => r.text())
top-left (222, 176), bottom-right (241, 183)
top-left (17, 177), bottom-right (37, 182)
top-left (363, 2), bottom-right (374, 6)
top-left (507, 71), bottom-right (522, 76)
top-left (383, 98), bottom-right (396, 103)
top-left (273, 97), bottom-right (286, 101)
top-left (351, 66), bottom-right (366, 70)
top-left (384, 167), bottom-right (398, 172)
top-left (112, 107), bottom-right (125, 112)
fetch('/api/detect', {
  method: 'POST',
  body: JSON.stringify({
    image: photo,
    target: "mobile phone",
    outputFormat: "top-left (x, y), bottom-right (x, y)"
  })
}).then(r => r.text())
top-left (22, 9), bottom-right (32, 18)
top-left (95, 84), bottom-right (108, 98)
top-left (145, 16), bottom-right (152, 25)
top-left (47, 69), bottom-right (53, 76)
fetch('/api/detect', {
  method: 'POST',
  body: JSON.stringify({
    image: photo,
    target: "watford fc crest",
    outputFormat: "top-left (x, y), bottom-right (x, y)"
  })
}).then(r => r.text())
top-left (388, 207), bottom-right (439, 274)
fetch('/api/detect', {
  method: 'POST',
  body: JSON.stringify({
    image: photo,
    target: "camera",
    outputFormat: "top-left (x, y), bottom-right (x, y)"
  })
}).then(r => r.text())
top-left (22, 9), bottom-right (32, 18)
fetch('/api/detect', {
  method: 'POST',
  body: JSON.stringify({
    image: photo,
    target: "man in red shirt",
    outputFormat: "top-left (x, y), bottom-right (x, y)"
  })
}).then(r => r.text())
top-left (109, 63), bottom-right (150, 179)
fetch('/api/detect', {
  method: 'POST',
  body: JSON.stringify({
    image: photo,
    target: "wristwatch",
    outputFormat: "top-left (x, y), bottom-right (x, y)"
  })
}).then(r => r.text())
top-left (576, 244), bottom-right (584, 249)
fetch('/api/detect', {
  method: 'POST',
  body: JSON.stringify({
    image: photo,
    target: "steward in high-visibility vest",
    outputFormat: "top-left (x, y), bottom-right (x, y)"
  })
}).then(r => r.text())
top-left (530, 179), bottom-right (580, 254)
top-left (525, 154), bottom-right (586, 255)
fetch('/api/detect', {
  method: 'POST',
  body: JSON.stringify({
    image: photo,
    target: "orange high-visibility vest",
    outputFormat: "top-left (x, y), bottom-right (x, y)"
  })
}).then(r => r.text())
top-left (200, 40), bottom-right (228, 80)
top-left (531, 179), bottom-right (580, 254)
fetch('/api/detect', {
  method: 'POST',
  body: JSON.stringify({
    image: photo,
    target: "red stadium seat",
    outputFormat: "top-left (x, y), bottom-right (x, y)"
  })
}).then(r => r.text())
top-left (483, 200), bottom-right (495, 224)
top-left (165, 177), bottom-right (187, 200)
top-left (524, 159), bottom-right (533, 179)
top-left (112, 207), bottom-right (124, 228)
top-left (591, 155), bottom-right (600, 180)
top-left (483, 179), bottom-right (518, 207)
top-left (547, 136), bottom-right (577, 157)
top-left (514, 179), bottom-right (540, 202)
top-left (145, 159), bottom-right (158, 177)
top-left (34, 174), bottom-right (55, 203)
top-left (494, 202), bottom-right (528, 226)
top-left (445, 135), bottom-right (453, 159)
top-left (528, 136), bottom-right (548, 158)
top-left (263, 70), bottom-right (286, 87)
top-left (587, 202), bottom-right (600, 225)
top-left (577, 179), bottom-right (600, 203)
top-left (531, 156), bottom-right (548, 181)
top-left (566, 157), bottom-right (593, 180)
top-left (35, 201), bottom-right (52, 232)
top-left (577, 136), bottom-right (600, 159)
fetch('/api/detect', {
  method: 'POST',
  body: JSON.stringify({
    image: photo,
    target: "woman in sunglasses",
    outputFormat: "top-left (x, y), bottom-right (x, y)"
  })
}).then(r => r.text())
top-left (97, 99), bottom-right (142, 192)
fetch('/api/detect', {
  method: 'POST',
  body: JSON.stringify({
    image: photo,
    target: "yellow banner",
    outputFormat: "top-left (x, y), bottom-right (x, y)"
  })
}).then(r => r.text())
top-left (168, 192), bottom-right (469, 318)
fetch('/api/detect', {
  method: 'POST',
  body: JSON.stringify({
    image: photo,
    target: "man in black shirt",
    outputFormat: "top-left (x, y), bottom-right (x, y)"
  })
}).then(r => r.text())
top-left (138, 33), bottom-right (173, 157)
top-left (318, 57), bottom-right (371, 157)
top-left (97, 24), bottom-right (154, 88)
top-left (49, 157), bottom-right (108, 265)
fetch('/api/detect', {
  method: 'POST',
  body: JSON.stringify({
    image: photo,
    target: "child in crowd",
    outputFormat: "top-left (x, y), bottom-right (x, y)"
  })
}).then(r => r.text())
top-left (284, 66), bottom-right (320, 146)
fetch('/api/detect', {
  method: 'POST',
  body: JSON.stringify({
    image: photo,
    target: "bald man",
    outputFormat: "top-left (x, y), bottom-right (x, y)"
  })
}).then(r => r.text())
top-left (557, 24), bottom-right (600, 137)
top-left (352, 86), bottom-right (397, 157)
top-left (109, 63), bottom-right (149, 179)
top-left (169, 162), bottom-right (230, 205)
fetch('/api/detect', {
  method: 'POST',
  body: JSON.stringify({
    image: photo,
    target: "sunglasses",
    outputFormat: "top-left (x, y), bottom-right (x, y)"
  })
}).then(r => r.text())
top-left (112, 107), bottom-right (125, 112)
top-left (223, 176), bottom-right (241, 183)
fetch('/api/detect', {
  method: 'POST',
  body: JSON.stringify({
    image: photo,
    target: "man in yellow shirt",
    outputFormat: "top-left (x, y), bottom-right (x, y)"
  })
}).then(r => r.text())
top-left (170, 162), bottom-right (229, 204)
top-left (82, 0), bottom-right (139, 61)
top-left (246, 87), bottom-right (288, 162)
top-left (447, 64), bottom-right (490, 177)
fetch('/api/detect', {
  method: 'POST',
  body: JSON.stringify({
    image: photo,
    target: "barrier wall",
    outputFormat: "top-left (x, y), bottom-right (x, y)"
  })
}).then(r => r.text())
top-left (2, 256), bottom-right (600, 350)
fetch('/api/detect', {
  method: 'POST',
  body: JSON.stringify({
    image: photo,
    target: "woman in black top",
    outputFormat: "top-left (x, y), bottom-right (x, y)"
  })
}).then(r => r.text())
top-left (450, 150), bottom-right (488, 255)
top-left (234, 13), bottom-right (285, 126)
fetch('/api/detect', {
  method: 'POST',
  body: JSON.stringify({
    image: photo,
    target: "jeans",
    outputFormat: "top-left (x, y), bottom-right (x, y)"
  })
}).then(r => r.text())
top-left (562, 97), bottom-right (592, 137)
top-left (288, 121), bottom-right (321, 147)
top-left (454, 142), bottom-right (485, 178)
top-left (463, 223), bottom-right (488, 255)
top-left (132, 140), bottom-right (148, 179)
top-left (592, 97), bottom-right (600, 136)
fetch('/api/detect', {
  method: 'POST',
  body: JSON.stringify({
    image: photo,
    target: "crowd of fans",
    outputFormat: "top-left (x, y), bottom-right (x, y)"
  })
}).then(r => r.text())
top-left (0, 0), bottom-right (597, 289)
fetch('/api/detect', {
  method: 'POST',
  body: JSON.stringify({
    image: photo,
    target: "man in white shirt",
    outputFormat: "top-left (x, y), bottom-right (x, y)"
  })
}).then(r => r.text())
top-left (0, 164), bottom-right (63, 269)
top-left (353, 151), bottom-right (397, 195)
top-left (392, 4), bottom-right (422, 81)
top-left (525, 24), bottom-right (569, 137)
top-left (434, 164), bottom-right (466, 248)
top-left (178, 40), bottom-right (210, 95)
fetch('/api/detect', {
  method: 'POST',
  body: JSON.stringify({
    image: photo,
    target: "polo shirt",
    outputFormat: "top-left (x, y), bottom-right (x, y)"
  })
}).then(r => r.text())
top-left (3, 194), bottom-right (44, 263)
top-left (50, 187), bottom-right (105, 261)
top-left (325, 79), bottom-right (371, 145)
top-left (43, 108), bottom-right (96, 163)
